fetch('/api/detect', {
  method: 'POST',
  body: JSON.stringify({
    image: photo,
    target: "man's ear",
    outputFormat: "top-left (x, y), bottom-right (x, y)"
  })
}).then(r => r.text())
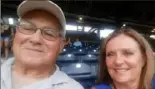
top-left (59, 38), bottom-right (65, 53)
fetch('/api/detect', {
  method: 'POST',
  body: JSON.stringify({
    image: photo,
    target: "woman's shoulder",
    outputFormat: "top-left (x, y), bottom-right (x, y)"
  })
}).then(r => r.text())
top-left (92, 78), bottom-right (155, 89)
top-left (93, 83), bottom-right (112, 89)
top-left (153, 75), bottom-right (155, 88)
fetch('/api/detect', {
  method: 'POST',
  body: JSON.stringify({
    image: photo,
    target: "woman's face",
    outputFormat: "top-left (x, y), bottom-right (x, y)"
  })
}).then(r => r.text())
top-left (105, 34), bottom-right (145, 83)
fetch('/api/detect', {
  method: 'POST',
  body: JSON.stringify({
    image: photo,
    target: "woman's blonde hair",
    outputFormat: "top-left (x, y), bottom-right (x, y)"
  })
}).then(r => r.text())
top-left (97, 27), bottom-right (154, 89)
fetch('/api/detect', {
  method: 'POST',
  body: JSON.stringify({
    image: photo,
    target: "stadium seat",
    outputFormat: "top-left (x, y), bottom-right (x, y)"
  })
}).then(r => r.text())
top-left (61, 63), bottom-right (91, 76)
top-left (72, 48), bottom-right (87, 55)
top-left (57, 53), bottom-right (76, 61)
top-left (82, 54), bottom-right (97, 61)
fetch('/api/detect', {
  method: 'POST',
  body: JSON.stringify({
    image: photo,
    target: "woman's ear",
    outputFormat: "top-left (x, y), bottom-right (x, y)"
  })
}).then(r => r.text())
top-left (141, 55), bottom-right (146, 68)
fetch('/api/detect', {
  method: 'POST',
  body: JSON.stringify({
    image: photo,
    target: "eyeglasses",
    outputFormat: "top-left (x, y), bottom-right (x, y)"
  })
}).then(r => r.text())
top-left (17, 19), bottom-right (61, 41)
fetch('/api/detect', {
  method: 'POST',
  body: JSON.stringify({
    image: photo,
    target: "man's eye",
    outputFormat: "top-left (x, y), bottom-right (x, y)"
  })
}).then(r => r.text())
top-left (21, 25), bottom-right (35, 30)
top-left (45, 32), bottom-right (54, 37)
top-left (20, 20), bottom-right (36, 29)
top-left (24, 27), bottom-right (33, 30)
top-left (44, 31), bottom-right (56, 37)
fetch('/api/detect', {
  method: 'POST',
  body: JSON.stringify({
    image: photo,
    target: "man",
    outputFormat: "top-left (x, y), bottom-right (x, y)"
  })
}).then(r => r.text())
top-left (1, 0), bottom-right (84, 89)
top-left (73, 38), bottom-right (82, 47)
top-left (0, 24), bottom-right (12, 60)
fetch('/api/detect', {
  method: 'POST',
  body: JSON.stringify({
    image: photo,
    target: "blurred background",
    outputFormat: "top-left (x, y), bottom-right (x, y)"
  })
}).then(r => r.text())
top-left (1, 1), bottom-right (155, 89)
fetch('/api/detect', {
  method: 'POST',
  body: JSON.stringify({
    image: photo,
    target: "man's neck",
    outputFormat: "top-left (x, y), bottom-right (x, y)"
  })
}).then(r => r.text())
top-left (12, 60), bottom-right (56, 79)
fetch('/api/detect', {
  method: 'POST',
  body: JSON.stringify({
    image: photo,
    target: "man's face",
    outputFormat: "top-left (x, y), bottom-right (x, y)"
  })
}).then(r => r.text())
top-left (13, 10), bottom-right (64, 67)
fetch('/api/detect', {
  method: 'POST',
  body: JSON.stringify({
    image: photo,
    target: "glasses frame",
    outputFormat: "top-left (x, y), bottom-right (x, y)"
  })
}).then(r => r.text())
top-left (17, 19), bottom-right (62, 41)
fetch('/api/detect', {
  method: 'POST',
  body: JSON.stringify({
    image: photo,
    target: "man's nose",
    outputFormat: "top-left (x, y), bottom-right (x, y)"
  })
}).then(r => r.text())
top-left (29, 29), bottom-right (43, 45)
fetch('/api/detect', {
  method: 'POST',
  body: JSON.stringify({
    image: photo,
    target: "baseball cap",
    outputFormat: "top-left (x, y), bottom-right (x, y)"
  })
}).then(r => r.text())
top-left (17, 0), bottom-right (66, 37)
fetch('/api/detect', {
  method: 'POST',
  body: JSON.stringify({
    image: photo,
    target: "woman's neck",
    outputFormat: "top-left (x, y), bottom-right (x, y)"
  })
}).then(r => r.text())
top-left (112, 79), bottom-right (140, 89)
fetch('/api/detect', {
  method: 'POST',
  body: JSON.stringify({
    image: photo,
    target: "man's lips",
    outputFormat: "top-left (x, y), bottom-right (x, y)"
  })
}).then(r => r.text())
top-left (26, 48), bottom-right (43, 52)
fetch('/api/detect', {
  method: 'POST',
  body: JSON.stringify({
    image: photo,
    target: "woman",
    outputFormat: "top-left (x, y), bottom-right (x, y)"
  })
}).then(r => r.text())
top-left (92, 27), bottom-right (154, 89)
top-left (0, 24), bottom-right (12, 59)
top-left (153, 74), bottom-right (155, 88)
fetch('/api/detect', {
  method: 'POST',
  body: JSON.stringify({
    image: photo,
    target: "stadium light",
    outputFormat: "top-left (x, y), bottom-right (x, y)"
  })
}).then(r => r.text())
top-left (66, 25), bottom-right (77, 31)
top-left (76, 63), bottom-right (81, 68)
top-left (100, 28), bottom-right (114, 38)
top-left (150, 35), bottom-right (155, 39)
top-left (8, 18), bottom-right (14, 25)
top-left (79, 17), bottom-right (83, 21)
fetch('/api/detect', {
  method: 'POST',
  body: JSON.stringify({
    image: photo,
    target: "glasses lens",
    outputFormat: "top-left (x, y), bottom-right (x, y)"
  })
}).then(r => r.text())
top-left (18, 19), bottom-right (61, 41)
top-left (42, 29), bottom-right (59, 41)
top-left (18, 20), bottom-right (36, 35)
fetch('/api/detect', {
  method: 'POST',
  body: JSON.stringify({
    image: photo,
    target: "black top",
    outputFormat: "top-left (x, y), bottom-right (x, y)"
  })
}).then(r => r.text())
top-left (1, 25), bottom-right (12, 37)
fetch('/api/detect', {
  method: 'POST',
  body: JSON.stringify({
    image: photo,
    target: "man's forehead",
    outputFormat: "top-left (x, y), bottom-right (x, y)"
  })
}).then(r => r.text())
top-left (22, 9), bottom-right (56, 19)
top-left (21, 9), bottom-right (62, 30)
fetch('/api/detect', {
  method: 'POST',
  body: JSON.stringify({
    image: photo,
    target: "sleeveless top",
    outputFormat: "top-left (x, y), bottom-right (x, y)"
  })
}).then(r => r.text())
top-left (1, 25), bottom-right (12, 37)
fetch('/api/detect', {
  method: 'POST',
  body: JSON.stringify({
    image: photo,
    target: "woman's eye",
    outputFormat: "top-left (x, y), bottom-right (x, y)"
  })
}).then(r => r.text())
top-left (124, 51), bottom-right (133, 56)
top-left (106, 52), bottom-right (114, 57)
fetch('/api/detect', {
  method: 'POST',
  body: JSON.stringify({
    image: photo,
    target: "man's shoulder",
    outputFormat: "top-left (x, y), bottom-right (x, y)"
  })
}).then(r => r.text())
top-left (1, 57), bottom-right (14, 72)
top-left (62, 77), bottom-right (84, 89)
top-left (52, 70), bottom-right (84, 89)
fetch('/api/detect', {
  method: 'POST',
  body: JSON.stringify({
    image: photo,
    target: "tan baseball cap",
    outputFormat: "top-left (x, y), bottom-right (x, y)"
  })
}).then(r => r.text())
top-left (17, 0), bottom-right (66, 37)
